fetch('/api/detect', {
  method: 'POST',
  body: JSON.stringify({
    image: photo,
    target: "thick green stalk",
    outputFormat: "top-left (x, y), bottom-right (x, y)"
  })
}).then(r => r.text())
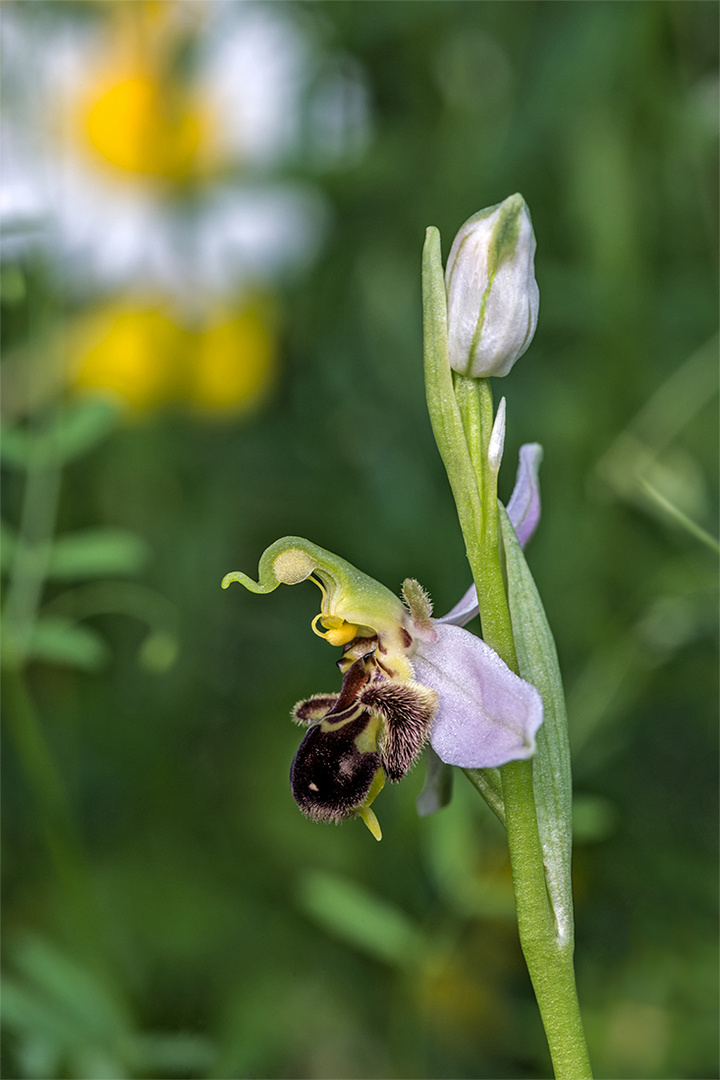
top-left (500, 759), bottom-right (591, 1079)
top-left (453, 377), bottom-right (517, 668)
top-left (463, 378), bottom-right (591, 1079)
top-left (3, 453), bottom-right (61, 662)
top-left (422, 226), bottom-right (591, 1076)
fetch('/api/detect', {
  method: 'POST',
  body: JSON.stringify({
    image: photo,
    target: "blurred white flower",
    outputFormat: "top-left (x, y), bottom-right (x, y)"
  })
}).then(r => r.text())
top-left (1, 2), bottom-right (371, 416)
top-left (0, 2), bottom-right (369, 299)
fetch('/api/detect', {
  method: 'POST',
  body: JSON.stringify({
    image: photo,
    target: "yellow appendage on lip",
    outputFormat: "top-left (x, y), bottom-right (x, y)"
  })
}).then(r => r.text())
top-left (358, 805), bottom-right (382, 841)
top-left (307, 573), bottom-right (359, 646)
top-left (311, 613), bottom-right (358, 647)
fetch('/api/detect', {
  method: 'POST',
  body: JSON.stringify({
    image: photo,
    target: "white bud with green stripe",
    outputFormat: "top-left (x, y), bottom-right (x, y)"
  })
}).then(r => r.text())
top-left (445, 193), bottom-right (539, 378)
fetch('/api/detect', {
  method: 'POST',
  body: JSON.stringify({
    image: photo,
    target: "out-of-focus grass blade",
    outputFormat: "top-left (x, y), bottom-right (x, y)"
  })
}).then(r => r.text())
top-left (47, 529), bottom-right (150, 580)
top-left (296, 869), bottom-right (425, 968)
top-left (25, 615), bottom-right (109, 669)
top-left (0, 398), bottom-right (120, 470)
top-left (1, 936), bottom-right (134, 1078)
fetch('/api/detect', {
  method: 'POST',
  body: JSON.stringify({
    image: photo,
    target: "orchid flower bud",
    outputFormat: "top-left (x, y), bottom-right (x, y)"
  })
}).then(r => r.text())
top-left (445, 193), bottom-right (539, 378)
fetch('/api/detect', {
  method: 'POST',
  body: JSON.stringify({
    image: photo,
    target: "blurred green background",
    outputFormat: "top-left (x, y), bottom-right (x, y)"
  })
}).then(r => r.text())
top-left (1, 2), bottom-right (718, 1078)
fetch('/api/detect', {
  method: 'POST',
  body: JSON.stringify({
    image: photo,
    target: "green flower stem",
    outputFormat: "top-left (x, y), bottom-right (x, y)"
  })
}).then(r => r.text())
top-left (423, 224), bottom-right (591, 1076)
top-left (500, 759), bottom-right (591, 1079)
top-left (453, 376), bottom-right (517, 669)
top-left (462, 378), bottom-right (591, 1079)
top-left (3, 450), bottom-right (62, 663)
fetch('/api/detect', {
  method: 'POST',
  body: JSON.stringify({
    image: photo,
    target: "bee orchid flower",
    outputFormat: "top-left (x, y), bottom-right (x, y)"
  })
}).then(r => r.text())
top-left (222, 444), bottom-right (544, 839)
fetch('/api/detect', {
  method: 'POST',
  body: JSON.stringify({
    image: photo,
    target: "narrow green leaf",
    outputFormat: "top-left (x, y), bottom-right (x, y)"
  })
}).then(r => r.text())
top-left (0, 426), bottom-right (33, 468)
top-left (71, 1048), bottom-right (129, 1080)
top-left (422, 227), bottom-right (483, 539)
top-left (0, 399), bottom-right (120, 472)
top-left (0, 519), bottom-right (18, 571)
top-left (44, 398), bottom-right (121, 465)
top-left (2, 937), bottom-right (135, 1079)
top-left (47, 529), bottom-right (149, 580)
top-left (10, 936), bottom-right (132, 1044)
top-left (1, 978), bottom-right (77, 1051)
top-left (296, 870), bottom-right (424, 967)
top-left (135, 1034), bottom-right (217, 1073)
top-left (27, 616), bottom-right (109, 670)
top-left (499, 505), bottom-right (574, 947)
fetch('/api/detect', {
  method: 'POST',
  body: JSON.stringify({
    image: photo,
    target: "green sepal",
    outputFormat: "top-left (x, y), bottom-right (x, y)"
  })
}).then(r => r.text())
top-left (499, 505), bottom-right (574, 947)
top-left (463, 766), bottom-right (506, 825)
top-left (422, 228), bottom-right (483, 542)
top-left (222, 536), bottom-right (408, 652)
top-left (416, 745), bottom-right (454, 817)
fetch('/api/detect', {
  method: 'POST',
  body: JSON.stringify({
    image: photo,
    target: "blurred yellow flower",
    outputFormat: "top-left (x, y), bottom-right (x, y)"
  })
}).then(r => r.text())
top-left (416, 948), bottom-right (497, 1040)
top-left (71, 303), bottom-right (182, 410)
top-left (190, 308), bottom-right (276, 415)
top-left (83, 74), bottom-right (214, 181)
top-left (72, 2), bottom-right (217, 182)
top-left (70, 297), bottom-right (276, 416)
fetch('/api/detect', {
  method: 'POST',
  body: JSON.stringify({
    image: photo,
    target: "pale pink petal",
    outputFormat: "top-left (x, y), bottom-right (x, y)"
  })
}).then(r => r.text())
top-left (413, 624), bottom-right (543, 767)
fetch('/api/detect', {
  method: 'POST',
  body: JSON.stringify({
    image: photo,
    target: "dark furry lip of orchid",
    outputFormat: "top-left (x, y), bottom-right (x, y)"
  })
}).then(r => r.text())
top-left (222, 445), bottom-right (544, 841)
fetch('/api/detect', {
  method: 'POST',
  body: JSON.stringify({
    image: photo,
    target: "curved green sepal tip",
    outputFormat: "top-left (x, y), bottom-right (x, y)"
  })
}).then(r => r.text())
top-left (221, 536), bottom-right (323, 594)
top-left (221, 570), bottom-right (277, 594)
